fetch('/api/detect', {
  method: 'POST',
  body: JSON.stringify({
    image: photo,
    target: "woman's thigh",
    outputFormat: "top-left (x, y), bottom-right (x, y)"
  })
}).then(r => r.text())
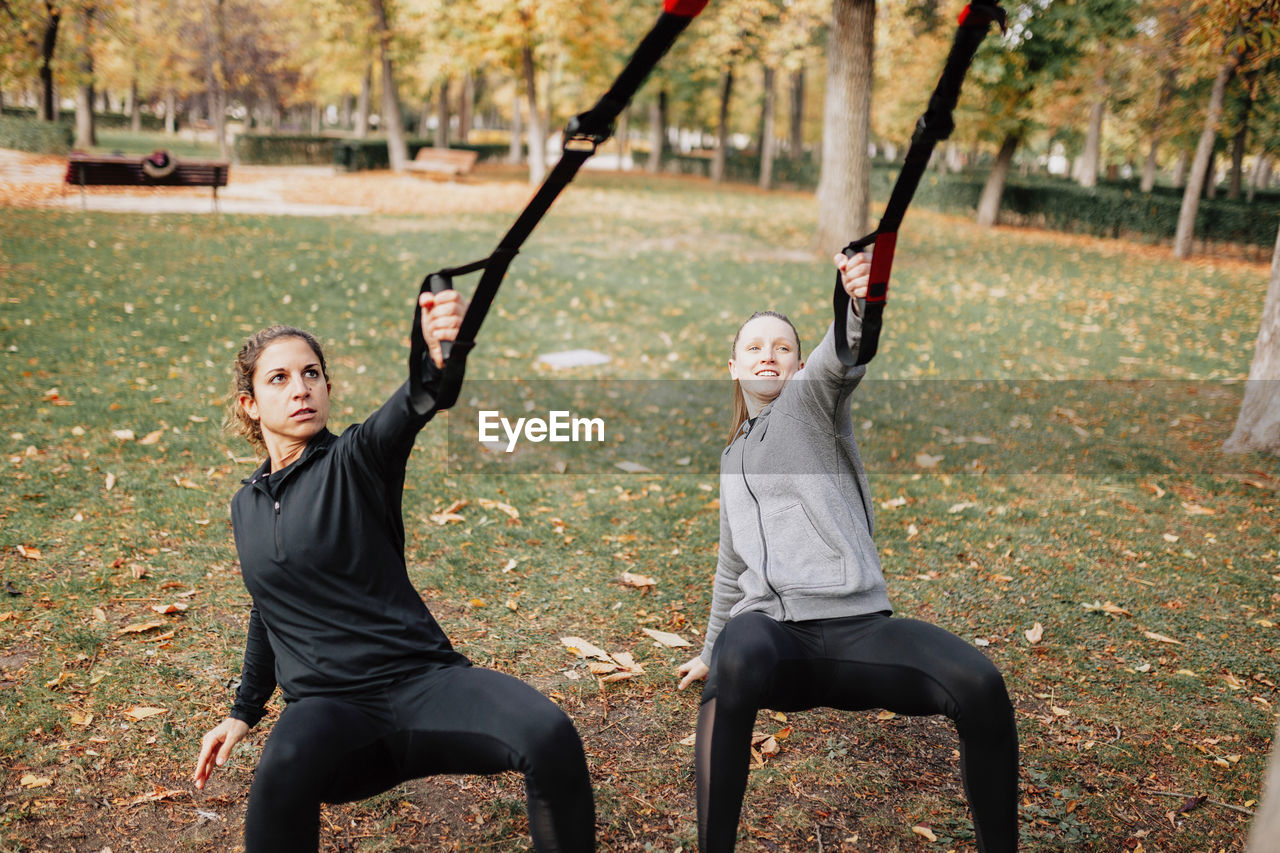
top-left (386, 664), bottom-right (582, 778)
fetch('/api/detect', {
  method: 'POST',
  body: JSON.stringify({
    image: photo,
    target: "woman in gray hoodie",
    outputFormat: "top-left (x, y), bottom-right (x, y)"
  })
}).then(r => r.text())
top-left (676, 253), bottom-right (1019, 852)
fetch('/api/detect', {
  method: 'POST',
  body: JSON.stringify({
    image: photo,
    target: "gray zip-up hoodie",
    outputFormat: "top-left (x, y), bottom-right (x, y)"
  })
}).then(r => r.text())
top-left (699, 308), bottom-right (891, 665)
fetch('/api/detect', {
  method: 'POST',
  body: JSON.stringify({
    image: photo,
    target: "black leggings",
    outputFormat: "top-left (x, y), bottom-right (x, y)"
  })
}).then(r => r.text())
top-left (697, 611), bottom-right (1018, 852)
top-left (245, 664), bottom-right (595, 852)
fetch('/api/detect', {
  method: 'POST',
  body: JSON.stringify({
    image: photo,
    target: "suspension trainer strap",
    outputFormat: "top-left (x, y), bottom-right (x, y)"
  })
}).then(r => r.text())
top-left (412, 0), bottom-right (709, 410)
top-left (834, 0), bottom-right (1005, 367)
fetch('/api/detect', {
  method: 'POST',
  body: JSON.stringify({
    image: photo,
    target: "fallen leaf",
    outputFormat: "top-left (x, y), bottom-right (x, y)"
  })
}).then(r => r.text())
top-left (614, 460), bottom-right (653, 474)
top-left (468, 598), bottom-right (487, 608)
top-left (588, 660), bottom-right (620, 675)
top-left (1083, 600), bottom-right (1132, 617)
top-left (948, 501), bottom-right (976, 514)
top-left (678, 733), bottom-right (697, 746)
top-left (1051, 706), bottom-right (1071, 717)
top-left (138, 429), bottom-right (164, 446)
top-left (561, 636), bottom-right (613, 661)
top-left (105, 472), bottom-right (116, 491)
top-left (19, 774), bottom-right (52, 789)
top-left (70, 711), bottom-right (94, 727)
top-left (16, 544), bottom-right (41, 560)
top-left (126, 785), bottom-right (188, 806)
top-left (876, 710), bottom-right (897, 720)
top-left (501, 558), bottom-right (517, 573)
top-left (621, 571), bottom-right (657, 589)
top-left (641, 627), bottom-right (691, 648)
top-left (599, 669), bottom-right (642, 683)
top-left (429, 512), bottom-right (465, 525)
top-left (172, 475), bottom-right (201, 490)
top-left (1143, 631), bottom-right (1182, 645)
top-left (477, 498), bottom-right (520, 520)
top-left (1177, 795), bottom-right (1208, 814)
top-left (112, 429), bottom-right (136, 441)
top-left (122, 706), bottom-right (167, 721)
top-left (1025, 622), bottom-right (1044, 644)
top-left (880, 496), bottom-right (907, 509)
top-left (150, 602), bottom-right (188, 615)
top-left (912, 825), bottom-right (938, 842)
top-left (1181, 502), bottom-right (1215, 516)
top-left (117, 620), bottom-right (167, 635)
top-left (915, 453), bottom-right (943, 469)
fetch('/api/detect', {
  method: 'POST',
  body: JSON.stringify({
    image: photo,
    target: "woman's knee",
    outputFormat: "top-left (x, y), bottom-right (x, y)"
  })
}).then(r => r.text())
top-left (516, 702), bottom-right (587, 775)
top-left (711, 612), bottom-right (782, 694)
top-left (952, 660), bottom-right (1014, 735)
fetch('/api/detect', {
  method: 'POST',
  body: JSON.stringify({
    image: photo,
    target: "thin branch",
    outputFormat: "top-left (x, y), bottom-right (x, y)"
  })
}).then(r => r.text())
top-left (1144, 790), bottom-right (1255, 817)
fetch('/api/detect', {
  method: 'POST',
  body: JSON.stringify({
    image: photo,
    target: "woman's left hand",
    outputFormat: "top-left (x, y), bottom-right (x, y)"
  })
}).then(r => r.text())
top-left (833, 251), bottom-right (871, 301)
top-left (418, 289), bottom-right (468, 369)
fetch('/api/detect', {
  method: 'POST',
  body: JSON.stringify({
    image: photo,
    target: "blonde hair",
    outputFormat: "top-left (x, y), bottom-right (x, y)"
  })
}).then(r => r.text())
top-left (226, 325), bottom-right (329, 455)
top-left (727, 311), bottom-right (801, 446)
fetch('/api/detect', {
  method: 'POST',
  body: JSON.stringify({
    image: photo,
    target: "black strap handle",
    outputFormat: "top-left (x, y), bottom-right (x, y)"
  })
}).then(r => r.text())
top-left (411, 2), bottom-right (707, 408)
top-left (833, 1), bottom-right (1005, 367)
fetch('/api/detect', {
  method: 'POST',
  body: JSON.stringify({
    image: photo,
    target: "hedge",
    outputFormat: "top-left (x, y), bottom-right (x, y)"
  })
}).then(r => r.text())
top-left (234, 133), bottom-right (343, 165)
top-left (1, 106), bottom-right (167, 131)
top-left (0, 114), bottom-right (73, 154)
top-left (632, 149), bottom-right (1275, 249)
top-left (332, 139), bottom-right (510, 172)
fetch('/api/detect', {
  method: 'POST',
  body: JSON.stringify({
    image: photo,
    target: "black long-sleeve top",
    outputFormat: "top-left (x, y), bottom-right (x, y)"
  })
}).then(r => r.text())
top-left (228, 362), bottom-right (468, 726)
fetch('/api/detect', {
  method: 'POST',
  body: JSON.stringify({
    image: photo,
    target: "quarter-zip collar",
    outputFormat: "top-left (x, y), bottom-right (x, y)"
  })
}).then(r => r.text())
top-left (243, 428), bottom-right (336, 492)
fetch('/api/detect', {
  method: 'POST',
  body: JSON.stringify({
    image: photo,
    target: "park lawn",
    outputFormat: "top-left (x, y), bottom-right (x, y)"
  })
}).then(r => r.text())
top-left (0, 174), bottom-right (1277, 851)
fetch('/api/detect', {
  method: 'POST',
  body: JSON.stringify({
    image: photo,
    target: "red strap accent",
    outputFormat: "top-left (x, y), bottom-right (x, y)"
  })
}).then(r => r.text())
top-left (664, 0), bottom-right (708, 16)
top-left (958, 4), bottom-right (973, 25)
top-left (866, 232), bottom-right (897, 303)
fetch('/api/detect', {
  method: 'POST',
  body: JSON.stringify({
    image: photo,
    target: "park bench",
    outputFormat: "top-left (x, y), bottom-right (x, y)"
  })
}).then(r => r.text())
top-left (403, 147), bottom-right (478, 180)
top-left (64, 151), bottom-right (230, 211)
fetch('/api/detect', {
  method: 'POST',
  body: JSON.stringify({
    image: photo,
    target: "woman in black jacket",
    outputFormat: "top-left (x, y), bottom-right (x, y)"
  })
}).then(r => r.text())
top-left (193, 290), bottom-right (595, 852)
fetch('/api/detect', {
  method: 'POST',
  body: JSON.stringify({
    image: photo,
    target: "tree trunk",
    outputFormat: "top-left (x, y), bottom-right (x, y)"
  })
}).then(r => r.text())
top-left (615, 106), bottom-right (630, 170)
top-left (788, 67), bottom-right (805, 157)
top-left (977, 134), bottom-right (1018, 227)
top-left (370, 0), bottom-right (407, 171)
top-left (340, 93), bottom-right (353, 129)
top-left (759, 64), bottom-right (776, 190)
top-left (38, 4), bottom-right (61, 121)
top-left (457, 73), bottom-right (473, 143)
top-left (647, 90), bottom-right (667, 173)
top-left (711, 68), bottom-right (733, 184)
top-left (815, 0), bottom-right (875, 256)
top-left (1224, 223), bottom-right (1280, 454)
top-left (1248, 719), bottom-right (1280, 850)
top-left (508, 90), bottom-right (523, 164)
top-left (1228, 72), bottom-right (1256, 201)
top-left (1174, 50), bottom-right (1242, 259)
top-left (310, 102), bottom-right (321, 134)
top-left (417, 98), bottom-right (431, 137)
top-left (355, 64), bottom-right (372, 139)
top-left (1250, 154), bottom-right (1272, 203)
top-left (164, 89), bottom-right (176, 134)
top-left (1140, 136), bottom-right (1159, 193)
top-left (435, 78), bottom-right (450, 148)
top-left (1172, 149), bottom-right (1189, 187)
top-left (72, 6), bottom-right (97, 148)
top-left (522, 44), bottom-right (546, 184)
top-left (1204, 148), bottom-right (1218, 199)
top-left (1078, 96), bottom-right (1104, 189)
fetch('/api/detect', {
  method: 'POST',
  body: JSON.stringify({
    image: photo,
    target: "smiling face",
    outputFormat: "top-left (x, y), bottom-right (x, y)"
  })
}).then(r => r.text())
top-left (238, 336), bottom-right (331, 468)
top-left (729, 314), bottom-right (803, 412)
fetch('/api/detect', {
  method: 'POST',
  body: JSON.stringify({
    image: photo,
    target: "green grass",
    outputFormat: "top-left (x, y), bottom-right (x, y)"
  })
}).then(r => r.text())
top-left (92, 129), bottom-right (223, 160)
top-left (1, 174), bottom-right (1277, 851)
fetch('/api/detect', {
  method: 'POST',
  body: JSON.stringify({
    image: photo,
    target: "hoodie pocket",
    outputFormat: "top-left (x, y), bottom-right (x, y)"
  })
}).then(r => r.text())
top-left (762, 502), bottom-right (846, 593)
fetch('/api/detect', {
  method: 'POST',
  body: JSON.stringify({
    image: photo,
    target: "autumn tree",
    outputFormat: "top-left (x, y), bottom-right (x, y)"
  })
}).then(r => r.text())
top-left (1172, 0), bottom-right (1279, 258)
top-left (0, 0), bottom-right (63, 120)
top-left (969, 0), bottom-right (1095, 228)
